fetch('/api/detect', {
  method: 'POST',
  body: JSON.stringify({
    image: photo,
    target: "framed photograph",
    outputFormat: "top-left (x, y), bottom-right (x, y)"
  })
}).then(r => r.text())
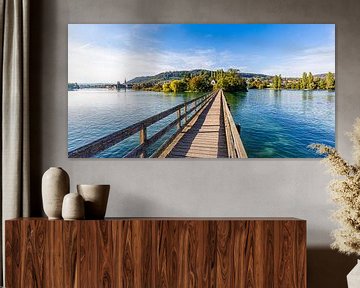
top-left (68, 24), bottom-right (335, 158)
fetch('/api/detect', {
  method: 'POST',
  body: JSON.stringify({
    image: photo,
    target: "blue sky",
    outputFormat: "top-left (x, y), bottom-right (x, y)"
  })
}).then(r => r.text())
top-left (68, 24), bottom-right (335, 83)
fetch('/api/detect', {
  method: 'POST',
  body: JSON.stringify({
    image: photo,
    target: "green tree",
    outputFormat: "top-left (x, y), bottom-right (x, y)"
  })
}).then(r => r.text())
top-left (278, 75), bottom-right (282, 89)
top-left (272, 76), bottom-right (277, 89)
top-left (170, 80), bottom-right (187, 93)
top-left (313, 77), bottom-right (320, 90)
top-left (258, 83), bottom-right (265, 89)
top-left (188, 75), bottom-right (211, 92)
top-left (248, 78), bottom-right (256, 89)
top-left (301, 72), bottom-right (308, 89)
top-left (214, 69), bottom-right (247, 92)
top-left (215, 69), bottom-right (225, 81)
top-left (319, 78), bottom-right (327, 89)
top-left (248, 77), bottom-right (267, 89)
top-left (307, 72), bottom-right (316, 90)
top-left (325, 72), bottom-right (335, 90)
top-left (285, 81), bottom-right (293, 89)
top-left (263, 80), bottom-right (269, 88)
top-left (272, 75), bottom-right (282, 89)
top-left (151, 83), bottom-right (163, 92)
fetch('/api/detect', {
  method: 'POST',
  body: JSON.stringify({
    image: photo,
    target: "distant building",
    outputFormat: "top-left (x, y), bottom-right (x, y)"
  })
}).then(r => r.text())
top-left (116, 81), bottom-right (121, 90)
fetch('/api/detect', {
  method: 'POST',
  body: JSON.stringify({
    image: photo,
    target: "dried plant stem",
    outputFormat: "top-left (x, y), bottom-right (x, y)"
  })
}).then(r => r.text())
top-left (310, 118), bottom-right (360, 256)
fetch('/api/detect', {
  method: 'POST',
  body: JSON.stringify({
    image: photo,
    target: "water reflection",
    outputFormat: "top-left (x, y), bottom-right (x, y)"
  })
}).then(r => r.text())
top-left (68, 88), bottom-right (335, 158)
top-left (68, 89), bottom-right (205, 157)
top-left (225, 89), bottom-right (335, 158)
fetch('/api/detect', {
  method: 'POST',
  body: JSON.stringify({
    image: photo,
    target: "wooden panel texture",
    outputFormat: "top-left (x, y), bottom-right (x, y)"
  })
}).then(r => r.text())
top-left (6, 218), bottom-right (306, 287)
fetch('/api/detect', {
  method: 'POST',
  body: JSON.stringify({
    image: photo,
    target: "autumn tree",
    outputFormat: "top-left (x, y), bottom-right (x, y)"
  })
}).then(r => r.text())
top-left (162, 82), bottom-right (172, 93)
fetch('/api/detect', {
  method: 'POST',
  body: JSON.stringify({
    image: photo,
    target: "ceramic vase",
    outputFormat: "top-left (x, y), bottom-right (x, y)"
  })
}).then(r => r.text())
top-left (62, 192), bottom-right (85, 220)
top-left (77, 184), bottom-right (110, 219)
top-left (42, 167), bottom-right (70, 219)
top-left (347, 259), bottom-right (360, 288)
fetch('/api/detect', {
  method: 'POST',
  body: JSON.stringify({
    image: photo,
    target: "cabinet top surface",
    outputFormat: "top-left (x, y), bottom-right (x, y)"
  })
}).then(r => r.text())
top-left (6, 217), bottom-right (306, 222)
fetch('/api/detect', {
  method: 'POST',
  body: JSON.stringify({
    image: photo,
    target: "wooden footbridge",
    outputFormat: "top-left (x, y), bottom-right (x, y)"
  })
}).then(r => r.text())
top-left (69, 89), bottom-right (247, 158)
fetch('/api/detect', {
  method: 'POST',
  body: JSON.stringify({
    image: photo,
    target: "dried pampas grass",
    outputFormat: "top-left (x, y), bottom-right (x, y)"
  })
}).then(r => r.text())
top-left (310, 118), bottom-right (360, 256)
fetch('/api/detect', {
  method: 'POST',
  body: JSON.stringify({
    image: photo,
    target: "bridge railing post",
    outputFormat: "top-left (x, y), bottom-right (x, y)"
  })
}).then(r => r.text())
top-left (69, 92), bottom-right (216, 158)
top-left (139, 125), bottom-right (147, 158)
top-left (177, 109), bottom-right (181, 129)
top-left (236, 123), bottom-right (241, 135)
top-left (184, 104), bottom-right (188, 122)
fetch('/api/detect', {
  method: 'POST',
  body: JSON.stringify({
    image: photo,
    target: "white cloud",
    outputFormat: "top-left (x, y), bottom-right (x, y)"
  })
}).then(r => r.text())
top-left (68, 42), bottom-right (248, 83)
top-left (68, 39), bottom-right (335, 83)
top-left (259, 45), bottom-right (335, 77)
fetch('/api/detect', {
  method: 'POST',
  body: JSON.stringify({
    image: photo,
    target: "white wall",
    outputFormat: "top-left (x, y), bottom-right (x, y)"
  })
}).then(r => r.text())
top-left (30, 0), bottom-right (360, 249)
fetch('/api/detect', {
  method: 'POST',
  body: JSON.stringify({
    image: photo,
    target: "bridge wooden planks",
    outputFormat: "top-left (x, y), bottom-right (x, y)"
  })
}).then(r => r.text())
top-left (166, 90), bottom-right (228, 158)
top-left (69, 88), bottom-right (246, 158)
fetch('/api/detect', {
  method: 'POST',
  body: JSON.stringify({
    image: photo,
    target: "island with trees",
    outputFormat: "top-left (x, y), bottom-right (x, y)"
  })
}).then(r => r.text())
top-left (68, 70), bottom-right (335, 92)
top-left (132, 69), bottom-right (247, 93)
top-left (248, 71), bottom-right (335, 90)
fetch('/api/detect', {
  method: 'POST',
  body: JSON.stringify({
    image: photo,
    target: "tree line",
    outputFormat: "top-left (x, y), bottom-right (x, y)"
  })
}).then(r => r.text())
top-left (132, 69), bottom-right (247, 93)
top-left (248, 72), bottom-right (335, 90)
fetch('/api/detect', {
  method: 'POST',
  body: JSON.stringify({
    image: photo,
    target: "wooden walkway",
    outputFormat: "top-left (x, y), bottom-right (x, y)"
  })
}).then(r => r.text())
top-left (160, 90), bottom-right (228, 158)
top-left (69, 89), bottom-right (247, 159)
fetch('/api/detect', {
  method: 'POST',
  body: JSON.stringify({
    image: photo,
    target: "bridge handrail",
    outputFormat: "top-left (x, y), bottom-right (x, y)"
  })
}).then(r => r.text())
top-left (221, 90), bottom-right (248, 158)
top-left (68, 91), bottom-right (217, 158)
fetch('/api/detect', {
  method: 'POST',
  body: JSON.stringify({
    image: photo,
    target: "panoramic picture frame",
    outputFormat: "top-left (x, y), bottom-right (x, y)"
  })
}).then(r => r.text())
top-left (68, 23), bottom-right (335, 159)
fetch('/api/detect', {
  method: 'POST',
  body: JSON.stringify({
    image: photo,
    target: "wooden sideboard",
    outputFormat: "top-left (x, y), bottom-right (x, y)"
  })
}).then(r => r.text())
top-left (5, 218), bottom-right (306, 287)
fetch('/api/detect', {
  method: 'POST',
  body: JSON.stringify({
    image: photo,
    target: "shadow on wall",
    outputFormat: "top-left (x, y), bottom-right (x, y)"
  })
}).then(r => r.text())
top-left (308, 248), bottom-right (357, 288)
top-left (29, 0), bottom-right (48, 216)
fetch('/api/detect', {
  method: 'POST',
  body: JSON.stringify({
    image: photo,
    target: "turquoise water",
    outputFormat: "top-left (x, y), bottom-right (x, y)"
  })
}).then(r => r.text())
top-left (68, 88), bottom-right (335, 158)
top-left (68, 89), bottom-right (203, 157)
top-left (225, 89), bottom-right (335, 158)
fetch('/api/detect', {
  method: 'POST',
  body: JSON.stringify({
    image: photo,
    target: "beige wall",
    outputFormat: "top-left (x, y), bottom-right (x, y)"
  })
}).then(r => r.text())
top-left (30, 0), bottom-right (360, 286)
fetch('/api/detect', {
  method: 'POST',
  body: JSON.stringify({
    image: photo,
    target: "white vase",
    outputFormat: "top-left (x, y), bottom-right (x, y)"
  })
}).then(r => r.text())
top-left (77, 184), bottom-right (110, 219)
top-left (347, 259), bottom-right (360, 288)
top-left (42, 167), bottom-right (70, 219)
top-left (62, 192), bottom-right (85, 220)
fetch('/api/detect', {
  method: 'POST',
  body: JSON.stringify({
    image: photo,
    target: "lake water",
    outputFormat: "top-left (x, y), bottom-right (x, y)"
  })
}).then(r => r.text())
top-left (68, 89), bottom-right (204, 157)
top-left (225, 89), bottom-right (335, 158)
top-left (68, 89), bottom-right (335, 158)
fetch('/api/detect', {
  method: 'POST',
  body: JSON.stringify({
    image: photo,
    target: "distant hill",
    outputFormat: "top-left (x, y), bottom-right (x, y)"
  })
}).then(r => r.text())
top-left (127, 70), bottom-right (272, 85)
top-left (313, 73), bottom-right (330, 78)
top-left (127, 70), bottom-right (205, 85)
top-left (283, 73), bottom-right (334, 80)
top-left (240, 73), bottom-right (272, 79)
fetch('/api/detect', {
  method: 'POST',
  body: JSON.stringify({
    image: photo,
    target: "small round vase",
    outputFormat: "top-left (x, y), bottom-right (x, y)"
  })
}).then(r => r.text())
top-left (42, 167), bottom-right (70, 219)
top-left (77, 184), bottom-right (110, 219)
top-left (62, 192), bottom-right (85, 220)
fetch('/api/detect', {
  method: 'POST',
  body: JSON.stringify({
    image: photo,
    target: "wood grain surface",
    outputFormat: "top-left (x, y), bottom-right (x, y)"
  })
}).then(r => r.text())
top-left (6, 218), bottom-right (306, 287)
